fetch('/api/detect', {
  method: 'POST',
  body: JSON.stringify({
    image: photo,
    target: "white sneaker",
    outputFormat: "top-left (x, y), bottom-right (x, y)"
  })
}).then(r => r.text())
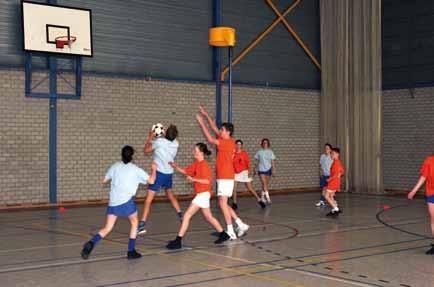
top-left (264, 191), bottom-right (271, 203)
top-left (227, 230), bottom-right (237, 240)
top-left (237, 224), bottom-right (249, 237)
top-left (315, 200), bottom-right (325, 207)
top-left (260, 191), bottom-right (266, 203)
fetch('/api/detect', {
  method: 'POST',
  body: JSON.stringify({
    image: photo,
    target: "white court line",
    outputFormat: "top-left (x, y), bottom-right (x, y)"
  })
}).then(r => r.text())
top-left (193, 249), bottom-right (374, 287)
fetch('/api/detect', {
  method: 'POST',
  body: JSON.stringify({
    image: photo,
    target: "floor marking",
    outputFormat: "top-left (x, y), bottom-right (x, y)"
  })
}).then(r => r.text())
top-left (0, 242), bottom-right (84, 253)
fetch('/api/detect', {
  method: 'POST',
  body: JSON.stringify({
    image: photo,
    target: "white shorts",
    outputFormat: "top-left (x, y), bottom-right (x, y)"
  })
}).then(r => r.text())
top-left (192, 192), bottom-right (211, 208)
top-left (235, 170), bottom-right (252, 183)
top-left (216, 179), bottom-right (235, 197)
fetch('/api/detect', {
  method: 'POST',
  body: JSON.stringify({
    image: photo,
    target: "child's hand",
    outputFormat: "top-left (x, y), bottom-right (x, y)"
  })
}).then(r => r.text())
top-left (186, 176), bottom-right (194, 182)
top-left (147, 128), bottom-right (155, 140)
top-left (195, 114), bottom-right (204, 124)
top-left (407, 191), bottom-right (415, 200)
top-left (199, 105), bottom-right (209, 117)
top-left (169, 161), bottom-right (177, 168)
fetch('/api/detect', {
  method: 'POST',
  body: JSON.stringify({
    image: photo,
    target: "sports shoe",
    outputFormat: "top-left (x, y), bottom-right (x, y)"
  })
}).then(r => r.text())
top-left (227, 230), bottom-right (237, 240)
top-left (260, 191), bottom-right (266, 203)
top-left (425, 244), bottom-right (434, 255)
top-left (258, 200), bottom-right (266, 208)
top-left (264, 191), bottom-right (271, 204)
top-left (231, 202), bottom-right (238, 210)
top-left (81, 241), bottom-right (94, 260)
top-left (177, 211), bottom-right (184, 221)
top-left (137, 221), bottom-right (147, 235)
top-left (237, 224), bottom-right (250, 238)
top-left (326, 210), bottom-right (339, 217)
top-left (315, 200), bottom-right (325, 207)
top-left (166, 239), bottom-right (182, 250)
top-left (214, 231), bottom-right (230, 244)
top-left (127, 249), bottom-right (142, 259)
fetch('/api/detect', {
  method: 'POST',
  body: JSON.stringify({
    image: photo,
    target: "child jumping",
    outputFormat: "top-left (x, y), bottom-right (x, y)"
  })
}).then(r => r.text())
top-left (81, 146), bottom-right (156, 260)
top-left (407, 154), bottom-right (434, 255)
top-left (138, 124), bottom-right (183, 235)
top-left (166, 143), bottom-right (231, 249)
top-left (196, 106), bottom-right (249, 240)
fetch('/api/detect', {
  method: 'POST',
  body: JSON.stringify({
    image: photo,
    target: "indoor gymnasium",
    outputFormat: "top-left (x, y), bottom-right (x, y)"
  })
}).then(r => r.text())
top-left (0, 0), bottom-right (434, 286)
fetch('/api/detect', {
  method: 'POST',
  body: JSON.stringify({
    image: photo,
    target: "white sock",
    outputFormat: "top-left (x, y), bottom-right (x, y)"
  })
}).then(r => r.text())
top-left (235, 218), bottom-right (244, 227)
top-left (227, 224), bottom-right (235, 234)
top-left (332, 207), bottom-right (339, 212)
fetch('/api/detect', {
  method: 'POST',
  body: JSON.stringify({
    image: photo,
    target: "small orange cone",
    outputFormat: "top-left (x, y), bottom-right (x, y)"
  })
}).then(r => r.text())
top-left (382, 204), bottom-right (391, 211)
top-left (58, 206), bottom-right (66, 213)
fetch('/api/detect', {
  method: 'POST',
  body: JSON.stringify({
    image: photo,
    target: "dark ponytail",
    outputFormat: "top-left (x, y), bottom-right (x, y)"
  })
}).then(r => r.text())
top-left (196, 142), bottom-right (212, 156)
top-left (121, 145), bottom-right (134, 164)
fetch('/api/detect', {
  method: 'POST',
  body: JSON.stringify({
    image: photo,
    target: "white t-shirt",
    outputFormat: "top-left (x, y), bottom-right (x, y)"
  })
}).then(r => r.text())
top-left (255, 149), bottom-right (276, 172)
top-left (152, 137), bottom-right (179, 174)
top-left (320, 154), bottom-right (333, 176)
top-left (105, 162), bottom-right (149, 206)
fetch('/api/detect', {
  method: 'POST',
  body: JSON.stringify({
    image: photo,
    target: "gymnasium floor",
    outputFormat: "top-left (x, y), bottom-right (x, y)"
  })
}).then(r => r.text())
top-left (0, 193), bottom-right (432, 287)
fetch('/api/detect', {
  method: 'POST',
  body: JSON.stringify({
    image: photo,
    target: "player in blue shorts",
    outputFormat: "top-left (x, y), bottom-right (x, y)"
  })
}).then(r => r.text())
top-left (80, 146), bottom-right (156, 260)
top-left (138, 125), bottom-right (183, 235)
top-left (254, 138), bottom-right (276, 204)
top-left (316, 143), bottom-right (333, 207)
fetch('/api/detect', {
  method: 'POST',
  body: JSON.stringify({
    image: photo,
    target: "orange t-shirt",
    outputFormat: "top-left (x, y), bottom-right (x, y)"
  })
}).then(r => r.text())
top-left (216, 138), bottom-right (236, 179)
top-left (327, 159), bottom-right (344, 191)
top-left (421, 156), bottom-right (434, 197)
top-left (184, 160), bottom-right (213, 194)
top-left (233, 150), bottom-right (250, 174)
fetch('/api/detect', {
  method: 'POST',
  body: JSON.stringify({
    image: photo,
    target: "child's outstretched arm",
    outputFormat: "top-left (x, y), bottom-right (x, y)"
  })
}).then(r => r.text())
top-left (147, 162), bottom-right (158, 184)
top-left (408, 176), bottom-right (426, 200)
top-left (170, 162), bottom-right (187, 175)
top-left (196, 114), bottom-right (219, 146)
top-left (199, 105), bottom-right (219, 134)
top-left (143, 129), bottom-right (155, 154)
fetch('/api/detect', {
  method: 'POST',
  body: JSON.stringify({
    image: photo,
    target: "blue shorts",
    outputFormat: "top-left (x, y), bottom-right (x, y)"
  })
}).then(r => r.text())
top-left (258, 168), bottom-right (272, 176)
top-left (107, 198), bottom-right (137, 217)
top-left (320, 175), bottom-right (329, 188)
top-left (148, 171), bottom-right (173, 192)
top-left (426, 195), bottom-right (434, 203)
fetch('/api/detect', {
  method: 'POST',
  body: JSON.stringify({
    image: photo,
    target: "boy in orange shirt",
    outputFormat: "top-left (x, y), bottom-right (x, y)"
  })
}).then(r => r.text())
top-left (166, 143), bottom-right (230, 249)
top-left (232, 139), bottom-right (266, 209)
top-left (407, 155), bottom-right (434, 255)
top-left (324, 148), bottom-right (344, 216)
top-left (196, 106), bottom-right (249, 240)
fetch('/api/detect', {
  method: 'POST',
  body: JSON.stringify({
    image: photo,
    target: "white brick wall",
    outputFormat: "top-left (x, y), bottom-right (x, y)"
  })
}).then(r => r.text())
top-left (0, 70), bottom-right (49, 204)
top-left (0, 70), bottom-right (321, 204)
top-left (383, 87), bottom-right (434, 190)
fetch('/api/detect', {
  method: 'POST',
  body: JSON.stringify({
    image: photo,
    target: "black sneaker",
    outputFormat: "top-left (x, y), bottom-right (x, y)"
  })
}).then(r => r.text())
top-left (231, 202), bottom-right (238, 210)
top-left (258, 200), bottom-right (266, 208)
top-left (166, 239), bottom-right (182, 250)
top-left (127, 249), bottom-right (142, 259)
top-left (425, 244), bottom-right (434, 255)
top-left (81, 241), bottom-right (94, 260)
top-left (214, 231), bottom-right (230, 244)
top-left (326, 210), bottom-right (339, 217)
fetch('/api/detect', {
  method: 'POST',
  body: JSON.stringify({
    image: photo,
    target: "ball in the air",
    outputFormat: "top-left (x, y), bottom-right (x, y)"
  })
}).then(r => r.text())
top-left (152, 123), bottom-right (165, 137)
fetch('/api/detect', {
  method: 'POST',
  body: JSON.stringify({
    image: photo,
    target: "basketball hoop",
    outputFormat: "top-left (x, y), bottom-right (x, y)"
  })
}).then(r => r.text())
top-left (55, 35), bottom-right (77, 49)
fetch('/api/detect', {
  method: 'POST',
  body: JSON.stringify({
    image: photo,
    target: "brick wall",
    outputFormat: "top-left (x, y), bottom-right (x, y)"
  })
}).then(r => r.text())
top-left (0, 70), bottom-right (320, 204)
top-left (383, 87), bottom-right (434, 190)
top-left (0, 70), bottom-right (49, 204)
